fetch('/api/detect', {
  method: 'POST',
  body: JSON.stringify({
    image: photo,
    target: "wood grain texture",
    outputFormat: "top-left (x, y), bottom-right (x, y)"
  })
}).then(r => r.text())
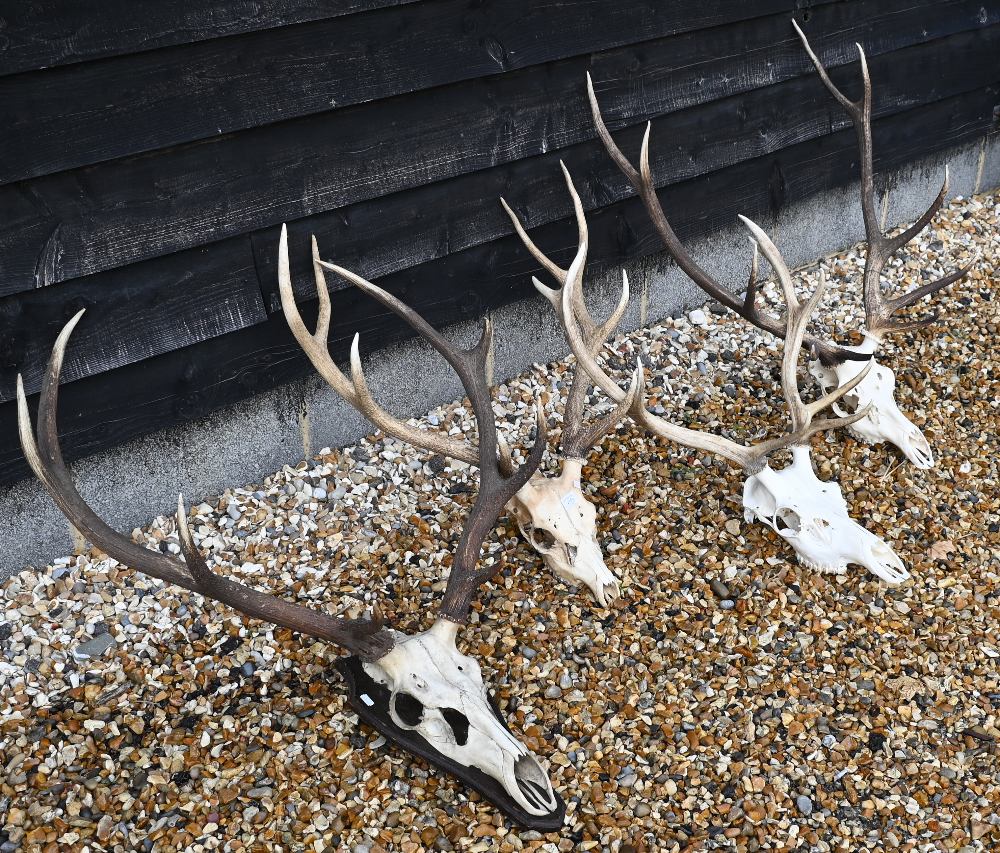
top-left (260, 16), bottom-right (1000, 310)
top-left (2, 84), bottom-right (996, 485)
top-left (0, 237), bottom-right (266, 400)
top-left (3, 15), bottom-right (997, 298)
top-left (0, 0), bottom-right (421, 77)
top-left (0, 0), bottom-right (854, 183)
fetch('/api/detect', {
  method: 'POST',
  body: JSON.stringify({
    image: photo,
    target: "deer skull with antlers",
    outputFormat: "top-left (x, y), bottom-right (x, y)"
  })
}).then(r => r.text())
top-left (507, 163), bottom-right (909, 584)
top-left (588, 24), bottom-right (975, 471)
top-left (17, 311), bottom-right (564, 828)
top-left (792, 20), bottom-right (974, 469)
top-left (279, 229), bottom-right (637, 607)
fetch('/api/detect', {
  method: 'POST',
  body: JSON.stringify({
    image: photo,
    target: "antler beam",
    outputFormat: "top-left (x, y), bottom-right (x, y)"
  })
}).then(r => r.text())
top-left (17, 311), bottom-right (393, 661)
top-left (791, 20), bottom-right (975, 339)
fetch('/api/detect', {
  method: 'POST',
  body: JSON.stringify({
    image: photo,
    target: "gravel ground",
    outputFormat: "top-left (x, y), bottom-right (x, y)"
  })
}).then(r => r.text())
top-left (1, 189), bottom-right (998, 853)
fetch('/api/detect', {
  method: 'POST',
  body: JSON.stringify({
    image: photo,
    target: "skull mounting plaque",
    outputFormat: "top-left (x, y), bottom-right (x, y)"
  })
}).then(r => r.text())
top-left (336, 654), bottom-right (566, 830)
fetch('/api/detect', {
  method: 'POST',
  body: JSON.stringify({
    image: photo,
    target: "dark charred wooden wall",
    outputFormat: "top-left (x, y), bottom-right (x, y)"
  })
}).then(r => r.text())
top-left (1, 0), bottom-right (998, 485)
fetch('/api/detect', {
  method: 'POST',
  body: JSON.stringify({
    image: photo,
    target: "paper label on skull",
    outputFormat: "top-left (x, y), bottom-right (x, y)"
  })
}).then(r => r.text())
top-left (561, 491), bottom-right (580, 511)
top-left (360, 693), bottom-right (374, 707)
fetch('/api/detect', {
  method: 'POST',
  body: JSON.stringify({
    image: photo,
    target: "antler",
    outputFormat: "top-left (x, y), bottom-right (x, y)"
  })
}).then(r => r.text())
top-left (792, 21), bottom-right (975, 339)
top-left (586, 73), bottom-right (870, 367)
top-left (310, 263), bottom-right (548, 624)
top-left (534, 166), bottom-right (872, 472)
top-left (17, 311), bottom-right (394, 662)
top-left (501, 163), bottom-right (640, 459)
top-left (278, 226), bottom-right (480, 468)
top-left (736, 217), bottom-right (875, 462)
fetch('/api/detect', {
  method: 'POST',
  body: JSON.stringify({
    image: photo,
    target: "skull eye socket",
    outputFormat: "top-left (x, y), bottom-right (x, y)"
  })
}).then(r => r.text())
top-left (393, 692), bottom-right (424, 727)
top-left (440, 707), bottom-right (470, 746)
top-left (840, 392), bottom-right (860, 414)
top-left (529, 527), bottom-right (557, 552)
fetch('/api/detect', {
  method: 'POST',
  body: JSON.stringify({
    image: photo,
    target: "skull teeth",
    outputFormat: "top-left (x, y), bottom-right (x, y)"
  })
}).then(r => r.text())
top-left (794, 554), bottom-right (848, 574)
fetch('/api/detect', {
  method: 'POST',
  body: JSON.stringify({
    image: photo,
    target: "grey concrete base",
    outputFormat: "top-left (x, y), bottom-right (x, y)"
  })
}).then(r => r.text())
top-left (3, 134), bottom-right (998, 579)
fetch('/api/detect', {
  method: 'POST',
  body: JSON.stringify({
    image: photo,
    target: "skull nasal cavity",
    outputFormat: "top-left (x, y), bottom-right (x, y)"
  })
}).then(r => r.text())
top-left (393, 692), bottom-right (424, 727)
top-left (440, 707), bottom-right (470, 745)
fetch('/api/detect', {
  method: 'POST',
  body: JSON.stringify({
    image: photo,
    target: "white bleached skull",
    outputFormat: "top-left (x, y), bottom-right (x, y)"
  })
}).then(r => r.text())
top-left (507, 458), bottom-right (619, 606)
top-left (809, 338), bottom-right (933, 469)
top-left (363, 619), bottom-right (558, 817)
top-left (743, 446), bottom-right (909, 583)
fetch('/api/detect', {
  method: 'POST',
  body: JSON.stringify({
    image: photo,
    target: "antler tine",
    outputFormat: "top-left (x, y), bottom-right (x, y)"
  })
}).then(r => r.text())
top-left (500, 197), bottom-right (567, 284)
top-left (587, 73), bottom-right (866, 367)
top-left (504, 163), bottom-right (632, 459)
top-left (279, 225), bottom-right (352, 401)
top-left (18, 313), bottom-right (393, 661)
top-left (778, 275), bottom-right (876, 442)
top-left (501, 162), bottom-right (595, 336)
top-left (792, 21), bottom-right (972, 339)
top-left (736, 215), bottom-right (875, 456)
top-left (346, 333), bottom-right (479, 467)
top-left (280, 226), bottom-right (480, 466)
top-left (737, 216), bottom-right (799, 314)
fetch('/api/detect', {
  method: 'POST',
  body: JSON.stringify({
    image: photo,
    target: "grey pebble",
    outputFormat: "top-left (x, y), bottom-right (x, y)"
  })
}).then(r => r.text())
top-left (227, 503), bottom-right (242, 520)
top-left (73, 633), bottom-right (116, 661)
top-left (796, 794), bottom-right (813, 816)
top-left (710, 578), bottom-right (732, 599)
top-left (720, 599), bottom-right (735, 610)
top-left (617, 767), bottom-right (637, 787)
top-left (544, 685), bottom-right (562, 699)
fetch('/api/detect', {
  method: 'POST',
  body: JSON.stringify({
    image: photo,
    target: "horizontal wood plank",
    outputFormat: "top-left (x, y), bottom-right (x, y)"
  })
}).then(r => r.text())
top-left (257, 19), bottom-right (1000, 306)
top-left (0, 0), bottom-right (855, 183)
top-left (1, 85), bottom-right (995, 485)
top-left (0, 0), bottom-right (422, 77)
top-left (0, 237), bottom-right (266, 399)
top-left (2, 16), bottom-right (997, 298)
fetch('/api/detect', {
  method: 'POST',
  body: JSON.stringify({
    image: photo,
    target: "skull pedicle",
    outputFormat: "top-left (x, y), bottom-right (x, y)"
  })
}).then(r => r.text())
top-left (507, 459), bottom-right (619, 606)
top-left (363, 620), bottom-right (558, 817)
top-left (809, 338), bottom-right (934, 469)
top-left (743, 446), bottom-right (909, 583)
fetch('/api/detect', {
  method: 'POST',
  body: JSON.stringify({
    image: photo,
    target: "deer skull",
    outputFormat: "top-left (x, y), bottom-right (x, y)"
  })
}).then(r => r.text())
top-left (507, 459), bottom-right (619, 606)
top-left (809, 339), bottom-right (933, 469)
top-left (363, 619), bottom-right (558, 818)
top-left (742, 446), bottom-right (909, 583)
